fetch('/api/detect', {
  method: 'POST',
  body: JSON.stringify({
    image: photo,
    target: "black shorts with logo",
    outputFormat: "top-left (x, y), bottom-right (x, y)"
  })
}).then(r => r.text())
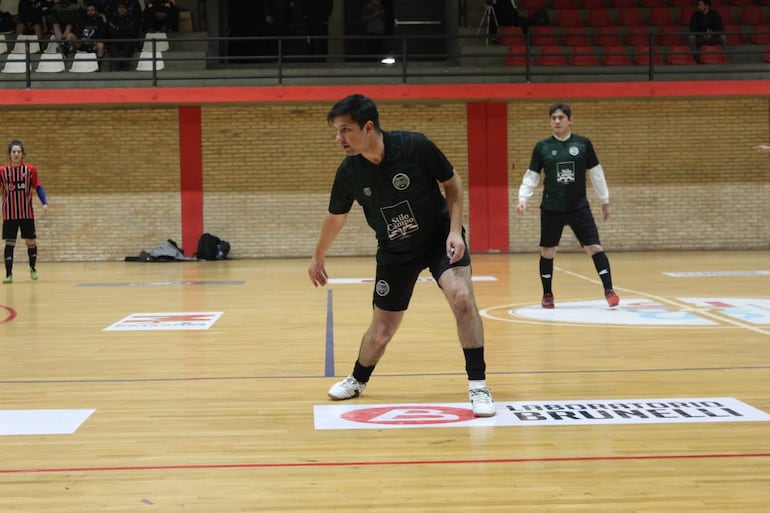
top-left (372, 229), bottom-right (471, 312)
top-left (539, 206), bottom-right (600, 248)
top-left (2, 219), bottom-right (36, 240)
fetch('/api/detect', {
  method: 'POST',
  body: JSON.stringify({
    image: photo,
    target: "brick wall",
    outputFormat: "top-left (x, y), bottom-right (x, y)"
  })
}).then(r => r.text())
top-left (5, 97), bottom-right (768, 262)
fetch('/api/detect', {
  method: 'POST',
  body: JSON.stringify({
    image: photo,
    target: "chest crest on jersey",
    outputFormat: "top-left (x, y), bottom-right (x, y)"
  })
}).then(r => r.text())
top-left (569, 146), bottom-right (580, 156)
top-left (392, 173), bottom-right (410, 191)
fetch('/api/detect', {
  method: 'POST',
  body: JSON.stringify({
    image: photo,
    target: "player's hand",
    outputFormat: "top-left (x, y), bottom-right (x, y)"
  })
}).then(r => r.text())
top-left (308, 256), bottom-right (328, 287)
top-left (516, 202), bottom-right (527, 216)
top-left (601, 202), bottom-right (611, 221)
top-left (446, 232), bottom-right (465, 264)
top-left (754, 145), bottom-right (770, 153)
top-left (41, 204), bottom-right (48, 218)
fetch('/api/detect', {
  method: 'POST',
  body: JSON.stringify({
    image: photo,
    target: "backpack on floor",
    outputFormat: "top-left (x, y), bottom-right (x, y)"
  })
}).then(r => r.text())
top-left (195, 233), bottom-right (230, 260)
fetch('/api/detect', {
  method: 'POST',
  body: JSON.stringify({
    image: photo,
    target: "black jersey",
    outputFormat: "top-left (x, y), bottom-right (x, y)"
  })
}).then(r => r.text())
top-left (328, 130), bottom-right (454, 264)
top-left (527, 133), bottom-right (600, 212)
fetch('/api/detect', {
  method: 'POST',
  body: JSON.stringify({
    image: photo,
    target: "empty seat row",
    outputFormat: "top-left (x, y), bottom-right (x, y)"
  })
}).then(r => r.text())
top-left (516, 0), bottom-right (767, 9)
top-left (1, 51), bottom-right (166, 73)
top-left (548, 6), bottom-right (767, 27)
top-left (505, 44), bottom-right (729, 65)
top-left (499, 25), bottom-right (770, 46)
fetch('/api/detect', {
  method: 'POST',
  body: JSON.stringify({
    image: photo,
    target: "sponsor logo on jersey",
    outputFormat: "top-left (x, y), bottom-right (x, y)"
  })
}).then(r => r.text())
top-left (392, 173), bottom-right (410, 190)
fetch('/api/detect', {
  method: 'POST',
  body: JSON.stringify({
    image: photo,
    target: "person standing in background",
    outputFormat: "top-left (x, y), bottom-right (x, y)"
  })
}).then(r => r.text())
top-left (516, 103), bottom-right (620, 309)
top-left (1, 140), bottom-right (48, 284)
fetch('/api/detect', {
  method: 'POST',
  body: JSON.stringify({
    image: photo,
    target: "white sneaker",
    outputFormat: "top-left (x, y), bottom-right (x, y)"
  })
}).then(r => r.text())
top-left (328, 375), bottom-right (366, 400)
top-left (469, 387), bottom-right (496, 417)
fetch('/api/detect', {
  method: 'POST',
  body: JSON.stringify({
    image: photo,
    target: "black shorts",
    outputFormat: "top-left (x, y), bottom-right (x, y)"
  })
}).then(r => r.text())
top-left (540, 206), bottom-right (600, 248)
top-left (3, 219), bottom-right (36, 240)
top-left (372, 230), bottom-right (472, 312)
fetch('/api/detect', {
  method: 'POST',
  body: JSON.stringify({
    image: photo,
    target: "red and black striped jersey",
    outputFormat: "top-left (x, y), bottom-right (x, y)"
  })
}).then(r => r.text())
top-left (0, 163), bottom-right (42, 220)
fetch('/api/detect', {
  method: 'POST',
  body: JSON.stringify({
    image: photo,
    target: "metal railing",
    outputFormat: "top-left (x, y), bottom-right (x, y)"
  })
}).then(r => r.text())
top-left (0, 30), bottom-right (767, 88)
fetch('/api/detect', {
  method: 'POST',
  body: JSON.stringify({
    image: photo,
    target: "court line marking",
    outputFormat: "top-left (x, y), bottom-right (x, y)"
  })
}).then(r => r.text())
top-left (1, 452), bottom-right (769, 474)
top-left (324, 289), bottom-right (335, 377)
top-left (1, 365), bottom-right (769, 385)
top-left (556, 266), bottom-right (770, 336)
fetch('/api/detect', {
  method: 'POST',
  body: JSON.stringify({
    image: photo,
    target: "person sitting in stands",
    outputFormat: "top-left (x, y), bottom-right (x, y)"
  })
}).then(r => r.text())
top-left (688, 0), bottom-right (726, 63)
top-left (143, 0), bottom-right (179, 33)
top-left (65, 2), bottom-right (107, 64)
top-left (106, 0), bottom-right (141, 70)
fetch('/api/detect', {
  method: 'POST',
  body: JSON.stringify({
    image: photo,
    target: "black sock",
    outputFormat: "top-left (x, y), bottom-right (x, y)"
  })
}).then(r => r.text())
top-left (27, 244), bottom-right (37, 271)
top-left (463, 347), bottom-right (486, 381)
top-left (4, 242), bottom-right (14, 277)
top-left (592, 251), bottom-right (613, 290)
top-left (539, 256), bottom-right (553, 294)
top-left (352, 359), bottom-right (376, 383)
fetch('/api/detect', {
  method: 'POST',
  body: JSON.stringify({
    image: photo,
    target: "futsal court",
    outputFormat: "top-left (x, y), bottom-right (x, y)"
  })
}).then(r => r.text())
top-left (0, 250), bottom-right (768, 512)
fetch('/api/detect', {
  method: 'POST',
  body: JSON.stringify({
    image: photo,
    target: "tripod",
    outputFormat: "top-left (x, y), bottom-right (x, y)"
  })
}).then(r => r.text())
top-left (476, 4), bottom-right (499, 46)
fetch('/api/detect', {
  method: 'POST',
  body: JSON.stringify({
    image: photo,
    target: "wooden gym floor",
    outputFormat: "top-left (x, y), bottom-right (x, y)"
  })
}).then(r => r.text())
top-left (0, 250), bottom-right (768, 512)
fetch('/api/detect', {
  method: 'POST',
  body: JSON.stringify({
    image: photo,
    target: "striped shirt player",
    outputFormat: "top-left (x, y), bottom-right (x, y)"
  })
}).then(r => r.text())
top-left (307, 94), bottom-right (495, 418)
top-left (516, 103), bottom-right (619, 309)
top-left (1, 140), bottom-right (48, 283)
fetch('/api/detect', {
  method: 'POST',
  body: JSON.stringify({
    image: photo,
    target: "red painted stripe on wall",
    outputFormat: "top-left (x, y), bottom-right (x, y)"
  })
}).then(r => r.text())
top-left (178, 106), bottom-right (203, 257)
top-left (467, 103), bottom-right (509, 253)
top-left (0, 80), bottom-right (766, 107)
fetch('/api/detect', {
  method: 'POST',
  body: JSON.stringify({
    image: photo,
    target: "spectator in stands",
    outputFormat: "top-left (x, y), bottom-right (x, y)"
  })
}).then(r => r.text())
top-left (105, 0), bottom-right (141, 18)
top-left (362, 0), bottom-right (387, 59)
top-left (688, 0), bottom-right (726, 63)
top-left (302, 0), bottom-right (333, 57)
top-left (106, 0), bottom-right (140, 70)
top-left (491, 0), bottom-right (527, 37)
top-left (144, 0), bottom-right (178, 33)
top-left (16, 0), bottom-right (46, 45)
top-left (754, 145), bottom-right (770, 153)
top-left (47, 0), bottom-right (80, 49)
top-left (65, 2), bottom-right (107, 64)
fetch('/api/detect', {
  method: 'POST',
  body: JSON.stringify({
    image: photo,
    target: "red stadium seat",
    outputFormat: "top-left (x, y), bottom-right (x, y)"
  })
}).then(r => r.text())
top-left (718, 7), bottom-right (737, 26)
top-left (569, 46), bottom-right (599, 65)
top-left (587, 8), bottom-right (613, 27)
top-left (666, 45), bottom-right (696, 64)
top-left (556, 9), bottom-right (583, 27)
top-left (765, 45), bottom-right (770, 63)
top-left (602, 45), bottom-right (633, 65)
top-left (634, 45), bottom-right (664, 65)
top-left (531, 26), bottom-right (560, 46)
top-left (626, 26), bottom-right (653, 46)
top-left (608, 0), bottom-right (636, 7)
top-left (582, 0), bottom-right (606, 8)
top-left (550, 0), bottom-right (578, 8)
top-left (616, 8), bottom-right (644, 26)
top-left (562, 27), bottom-right (592, 46)
top-left (639, 0), bottom-right (667, 7)
top-left (699, 44), bottom-right (728, 64)
top-left (740, 6), bottom-right (766, 25)
top-left (647, 7), bottom-right (674, 26)
top-left (750, 25), bottom-right (770, 45)
top-left (537, 46), bottom-right (567, 65)
top-left (656, 25), bottom-right (686, 46)
top-left (723, 25), bottom-right (745, 45)
top-left (498, 25), bottom-right (526, 47)
top-left (506, 44), bottom-right (528, 66)
top-left (595, 26), bottom-right (624, 46)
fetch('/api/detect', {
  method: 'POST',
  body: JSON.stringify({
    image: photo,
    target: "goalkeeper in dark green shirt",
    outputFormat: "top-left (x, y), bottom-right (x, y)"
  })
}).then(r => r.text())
top-left (516, 103), bottom-right (620, 309)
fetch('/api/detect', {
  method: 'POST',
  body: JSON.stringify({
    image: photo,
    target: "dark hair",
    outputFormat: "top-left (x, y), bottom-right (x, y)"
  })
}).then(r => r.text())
top-left (549, 103), bottom-right (572, 119)
top-left (7, 139), bottom-right (24, 155)
top-left (327, 94), bottom-right (381, 131)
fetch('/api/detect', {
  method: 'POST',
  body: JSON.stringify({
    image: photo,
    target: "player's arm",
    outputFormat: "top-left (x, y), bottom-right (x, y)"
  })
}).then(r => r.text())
top-left (588, 164), bottom-right (610, 220)
top-left (36, 185), bottom-right (48, 216)
top-left (754, 144), bottom-right (770, 153)
top-left (516, 170), bottom-right (540, 216)
top-left (308, 212), bottom-right (348, 287)
top-left (441, 170), bottom-right (465, 263)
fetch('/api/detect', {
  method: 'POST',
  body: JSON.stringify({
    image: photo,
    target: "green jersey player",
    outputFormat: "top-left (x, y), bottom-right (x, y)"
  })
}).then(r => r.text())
top-left (516, 103), bottom-right (620, 309)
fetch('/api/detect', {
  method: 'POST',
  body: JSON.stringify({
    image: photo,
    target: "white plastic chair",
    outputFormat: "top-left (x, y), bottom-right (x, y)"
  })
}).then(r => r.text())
top-left (12, 34), bottom-right (40, 54)
top-left (2, 53), bottom-right (28, 73)
top-left (36, 53), bottom-right (65, 72)
top-left (136, 50), bottom-right (164, 71)
top-left (0, 33), bottom-right (7, 55)
top-left (69, 51), bottom-right (99, 72)
top-left (142, 32), bottom-right (169, 53)
top-left (43, 35), bottom-right (59, 54)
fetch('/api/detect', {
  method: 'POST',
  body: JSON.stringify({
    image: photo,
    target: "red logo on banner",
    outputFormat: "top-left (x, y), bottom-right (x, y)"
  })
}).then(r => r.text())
top-left (341, 406), bottom-right (475, 425)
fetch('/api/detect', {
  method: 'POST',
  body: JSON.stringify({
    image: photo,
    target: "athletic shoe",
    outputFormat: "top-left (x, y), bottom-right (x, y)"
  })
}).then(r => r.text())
top-left (541, 293), bottom-right (555, 309)
top-left (605, 289), bottom-right (620, 307)
top-left (2, 275), bottom-right (11, 284)
top-left (469, 387), bottom-right (496, 417)
top-left (328, 375), bottom-right (366, 400)
top-left (30, 268), bottom-right (38, 281)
